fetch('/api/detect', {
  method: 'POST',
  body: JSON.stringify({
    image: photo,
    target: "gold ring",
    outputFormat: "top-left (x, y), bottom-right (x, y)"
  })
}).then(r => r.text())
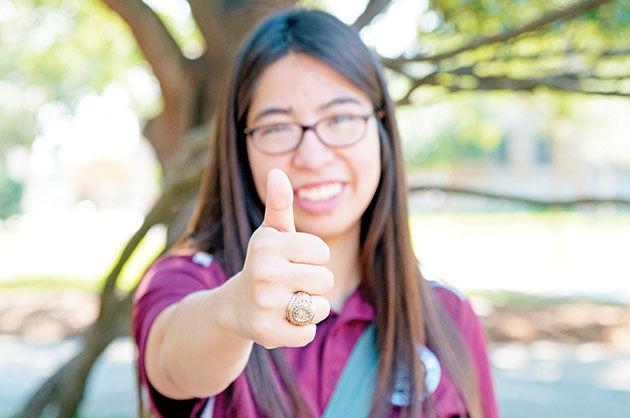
top-left (286, 291), bottom-right (314, 326)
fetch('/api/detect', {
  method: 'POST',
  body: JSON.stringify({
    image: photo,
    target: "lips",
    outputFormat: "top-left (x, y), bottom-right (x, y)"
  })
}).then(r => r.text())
top-left (293, 181), bottom-right (346, 214)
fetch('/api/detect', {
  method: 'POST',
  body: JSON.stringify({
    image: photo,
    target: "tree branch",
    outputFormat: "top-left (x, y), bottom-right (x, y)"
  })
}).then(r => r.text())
top-left (394, 69), bottom-right (630, 105)
top-left (447, 74), bottom-right (629, 97)
top-left (102, 0), bottom-right (212, 172)
top-left (186, 0), bottom-right (228, 63)
top-left (395, 71), bottom-right (439, 105)
top-left (101, 0), bottom-right (191, 102)
top-left (408, 184), bottom-right (630, 207)
top-left (482, 47), bottom-right (630, 63)
top-left (351, 0), bottom-right (393, 31)
top-left (385, 0), bottom-right (612, 66)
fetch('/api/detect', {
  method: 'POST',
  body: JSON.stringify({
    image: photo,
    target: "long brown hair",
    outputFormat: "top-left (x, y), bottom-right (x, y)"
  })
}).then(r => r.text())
top-left (173, 8), bottom-right (483, 418)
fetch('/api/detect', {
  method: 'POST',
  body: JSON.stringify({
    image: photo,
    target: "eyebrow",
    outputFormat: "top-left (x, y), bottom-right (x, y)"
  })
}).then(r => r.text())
top-left (317, 96), bottom-right (362, 110)
top-left (251, 96), bottom-right (363, 124)
top-left (251, 107), bottom-right (291, 124)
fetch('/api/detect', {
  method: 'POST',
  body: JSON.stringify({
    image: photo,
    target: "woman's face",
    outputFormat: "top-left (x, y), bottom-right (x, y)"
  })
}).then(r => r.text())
top-left (245, 53), bottom-right (381, 241)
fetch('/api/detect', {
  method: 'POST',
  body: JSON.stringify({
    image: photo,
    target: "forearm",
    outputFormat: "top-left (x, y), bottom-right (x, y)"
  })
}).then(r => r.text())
top-left (150, 274), bottom-right (253, 399)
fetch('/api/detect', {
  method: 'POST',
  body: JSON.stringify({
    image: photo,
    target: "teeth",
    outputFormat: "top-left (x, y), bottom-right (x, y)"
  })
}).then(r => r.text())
top-left (297, 182), bottom-right (342, 201)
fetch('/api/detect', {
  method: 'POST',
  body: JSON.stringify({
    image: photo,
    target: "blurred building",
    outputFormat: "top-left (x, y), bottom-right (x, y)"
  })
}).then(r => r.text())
top-left (404, 96), bottom-right (630, 212)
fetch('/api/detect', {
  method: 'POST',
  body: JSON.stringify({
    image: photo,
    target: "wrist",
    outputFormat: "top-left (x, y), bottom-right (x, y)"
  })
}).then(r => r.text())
top-left (215, 271), bottom-right (250, 342)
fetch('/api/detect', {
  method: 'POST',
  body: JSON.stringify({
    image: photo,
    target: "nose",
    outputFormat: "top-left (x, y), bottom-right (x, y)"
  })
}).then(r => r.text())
top-left (292, 127), bottom-right (335, 169)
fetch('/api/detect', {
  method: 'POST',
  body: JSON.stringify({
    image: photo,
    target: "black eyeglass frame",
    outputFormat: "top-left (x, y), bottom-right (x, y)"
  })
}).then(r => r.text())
top-left (244, 109), bottom-right (385, 156)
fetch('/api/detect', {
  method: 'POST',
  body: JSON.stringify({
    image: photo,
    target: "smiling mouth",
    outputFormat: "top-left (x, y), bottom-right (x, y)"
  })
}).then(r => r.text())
top-left (296, 182), bottom-right (343, 202)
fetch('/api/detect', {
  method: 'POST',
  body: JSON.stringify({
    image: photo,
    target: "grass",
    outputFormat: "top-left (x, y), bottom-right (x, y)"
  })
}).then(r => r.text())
top-left (0, 277), bottom-right (100, 292)
top-left (2, 210), bottom-right (629, 303)
top-left (464, 288), bottom-right (628, 307)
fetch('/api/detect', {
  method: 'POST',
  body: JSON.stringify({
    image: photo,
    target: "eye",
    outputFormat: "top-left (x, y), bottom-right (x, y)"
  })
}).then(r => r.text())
top-left (258, 123), bottom-right (293, 136)
top-left (326, 114), bottom-right (357, 125)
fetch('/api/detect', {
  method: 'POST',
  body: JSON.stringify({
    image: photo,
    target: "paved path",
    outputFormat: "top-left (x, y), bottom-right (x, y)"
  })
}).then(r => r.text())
top-left (2, 336), bottom-right (629, 418)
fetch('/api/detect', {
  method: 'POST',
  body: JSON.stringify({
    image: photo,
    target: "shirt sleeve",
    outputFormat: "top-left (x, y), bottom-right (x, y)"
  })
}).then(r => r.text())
top-left (460, 296), bottom-right (499, 418)
top-left (431, 282), bottom-right (500, 418)
top-left (131, 253), bottom-right (228, 418)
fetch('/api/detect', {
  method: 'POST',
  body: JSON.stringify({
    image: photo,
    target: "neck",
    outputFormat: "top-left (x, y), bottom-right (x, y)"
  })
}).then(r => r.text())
top-left (323, 222), bottom-right (361, 312)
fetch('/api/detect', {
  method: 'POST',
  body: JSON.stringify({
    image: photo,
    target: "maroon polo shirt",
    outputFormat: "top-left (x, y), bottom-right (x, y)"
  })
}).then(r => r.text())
top-left (132, 252), bottom-right (499, 418)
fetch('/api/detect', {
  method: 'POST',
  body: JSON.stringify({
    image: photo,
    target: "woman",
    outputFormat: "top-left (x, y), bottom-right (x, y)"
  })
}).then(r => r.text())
top-left (132, 8), bottom-right (498, 418)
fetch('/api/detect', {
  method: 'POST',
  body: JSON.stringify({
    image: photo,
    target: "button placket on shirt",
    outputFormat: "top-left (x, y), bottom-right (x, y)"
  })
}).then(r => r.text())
top-left (320, 323), bottom-right (344, 405)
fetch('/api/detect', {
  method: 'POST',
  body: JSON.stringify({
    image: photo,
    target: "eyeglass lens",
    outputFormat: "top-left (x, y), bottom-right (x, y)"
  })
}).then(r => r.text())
top-left (252, 114), bottom-right (370, 154)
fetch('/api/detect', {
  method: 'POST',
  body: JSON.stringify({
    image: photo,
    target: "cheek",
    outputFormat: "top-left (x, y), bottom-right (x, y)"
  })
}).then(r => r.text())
top-left (352, 132), bottom-right (381, 203)
top-left (246, 143), bottom-right (268, 203)
top-left (247, 143), bottom-right (292, 204)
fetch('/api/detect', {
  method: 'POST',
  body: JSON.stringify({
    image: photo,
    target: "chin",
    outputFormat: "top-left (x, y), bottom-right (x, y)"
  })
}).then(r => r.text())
top-left (295, 216), bottom-right (360, 242)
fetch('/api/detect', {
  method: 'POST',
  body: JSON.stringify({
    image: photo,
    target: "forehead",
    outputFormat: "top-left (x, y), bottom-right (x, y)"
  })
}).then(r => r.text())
top-left (247, 53), bottom-right (371, 122)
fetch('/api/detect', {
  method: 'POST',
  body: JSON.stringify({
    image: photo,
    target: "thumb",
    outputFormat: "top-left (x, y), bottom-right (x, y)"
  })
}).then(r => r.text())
top-left (262, 169), bottom-right (296, 233)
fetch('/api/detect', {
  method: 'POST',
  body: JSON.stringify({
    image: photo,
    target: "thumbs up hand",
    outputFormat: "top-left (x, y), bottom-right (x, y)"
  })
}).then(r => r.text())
top-left (227, 169), bottom-right (333, 349)
top-left (262, 169), bottom-right (296, 233)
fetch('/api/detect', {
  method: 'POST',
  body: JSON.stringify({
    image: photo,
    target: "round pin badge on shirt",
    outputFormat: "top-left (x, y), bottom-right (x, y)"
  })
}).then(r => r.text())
top-left (390, 346), bottom-right (442, 406)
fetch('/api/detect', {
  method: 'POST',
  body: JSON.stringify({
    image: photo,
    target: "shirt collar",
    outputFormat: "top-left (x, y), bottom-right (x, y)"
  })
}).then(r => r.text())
top-left (330, 284), bottom-right (375, 323)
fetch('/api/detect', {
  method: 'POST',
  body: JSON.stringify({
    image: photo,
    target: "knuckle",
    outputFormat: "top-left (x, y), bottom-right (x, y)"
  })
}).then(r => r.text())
top-left (324, 304), bottom-right (331, 320)
top-left (320, 297), bottom-right (331, 317)
top-left (321, 268), bottom-right (334, 291)
top-left (250, 320), bottom-right (270, 342)
top-left (250, 237), bottom-right (274, 256)
top-left (302, 325), bottom-right (317, 344)
top-left (255, 263), bottom-right (281, 284)
top-left (250, 259), bottom-right (281, 283)
top-left (312, 236), bottom-right (330, 258)
top-left (261, 341), bottom-right (279, 350)
top-left (253, 288), bottom-right (275, 309)
top-left (250, 263), bottom-right (268, 282)
top-left (260, 227), bottom-right (282, 240)
top-left (320, 242), bottom-right (331, 262)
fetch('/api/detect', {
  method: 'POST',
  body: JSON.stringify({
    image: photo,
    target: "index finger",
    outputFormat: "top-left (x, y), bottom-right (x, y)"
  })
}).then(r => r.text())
top-left (281, 232), bottom-right (330, 265)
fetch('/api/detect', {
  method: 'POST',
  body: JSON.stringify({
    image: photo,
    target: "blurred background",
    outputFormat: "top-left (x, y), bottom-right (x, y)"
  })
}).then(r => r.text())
top-left (1, 0), bottom-right (629, 417)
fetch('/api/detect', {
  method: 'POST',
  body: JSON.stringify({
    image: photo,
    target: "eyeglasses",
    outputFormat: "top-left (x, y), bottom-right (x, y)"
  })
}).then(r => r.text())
top-left (244, 110), bottom-right (383, 155)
